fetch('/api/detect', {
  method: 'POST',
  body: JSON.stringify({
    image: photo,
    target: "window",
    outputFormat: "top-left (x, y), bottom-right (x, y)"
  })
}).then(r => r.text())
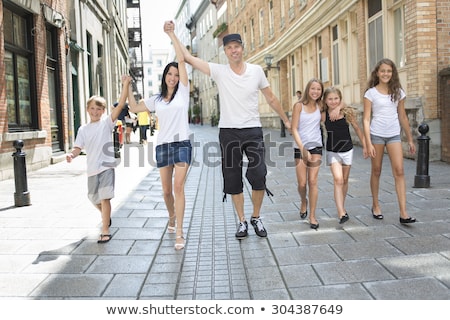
top-left (47, 26), bottom-right (63, 151)
top-left (250, 18), bottom-right (255, 50)
top-left (268, 1), bottom-right (274, 38)
top-left (4, 5), bottom-right (36, 131)
top-left (393, 5), bottom-right (405, 67)
top-left (332, 25), bottom-right (340, 84)
top-left (97, 42), bottom-right (104, 96)
top-left (86, 32), bottom-right (93, 96)
top-left (259, 9), bottom-right (264, 45)
top-left (290, 54), bottom-right (296, 96)
top-left (367, 0), bottom-right (383, 70)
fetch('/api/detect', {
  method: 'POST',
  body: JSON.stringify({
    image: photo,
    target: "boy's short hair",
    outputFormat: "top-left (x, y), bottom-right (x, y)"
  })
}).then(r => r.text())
top-left (87, 95), bottom-right (107, 109)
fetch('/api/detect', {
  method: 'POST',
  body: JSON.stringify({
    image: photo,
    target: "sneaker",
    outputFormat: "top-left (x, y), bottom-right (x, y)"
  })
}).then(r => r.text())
top-left (250, 216), bottom-right (267, 237)
top-left (235, 221), bottom-right (248, 239)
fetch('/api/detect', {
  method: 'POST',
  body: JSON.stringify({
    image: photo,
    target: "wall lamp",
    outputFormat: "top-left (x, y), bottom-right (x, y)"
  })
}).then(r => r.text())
top-left (264, 54), bottom-right (280, 71)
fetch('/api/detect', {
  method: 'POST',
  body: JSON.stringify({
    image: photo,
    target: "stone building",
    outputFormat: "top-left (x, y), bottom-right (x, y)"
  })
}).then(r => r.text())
top-left (0, 0), bottom-right (130, 180)
top-left (183, 0), bottom-right (448, 161)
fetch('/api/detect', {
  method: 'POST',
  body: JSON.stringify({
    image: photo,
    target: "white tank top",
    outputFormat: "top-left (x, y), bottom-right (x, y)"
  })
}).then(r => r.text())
top-left (295, 104), bottom-right (322, 150)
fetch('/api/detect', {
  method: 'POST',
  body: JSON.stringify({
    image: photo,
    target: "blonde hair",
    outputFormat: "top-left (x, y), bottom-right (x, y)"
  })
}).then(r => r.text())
top-left (323, 87), bottom-right (356, 124)
top-left (87, 95), bottom-right (107, 109)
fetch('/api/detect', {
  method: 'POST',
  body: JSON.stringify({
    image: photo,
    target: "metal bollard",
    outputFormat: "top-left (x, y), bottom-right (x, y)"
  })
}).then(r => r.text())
top-left (280, 112), bottom-right (289, 137)
top-left (12, 140), bottom-right (31, 206)
top-left (413, 123), bottom-right (430, 188)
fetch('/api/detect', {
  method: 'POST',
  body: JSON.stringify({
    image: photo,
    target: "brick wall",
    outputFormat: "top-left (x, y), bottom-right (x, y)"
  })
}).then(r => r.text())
top-left (0, 0), bottom-right (68, 180)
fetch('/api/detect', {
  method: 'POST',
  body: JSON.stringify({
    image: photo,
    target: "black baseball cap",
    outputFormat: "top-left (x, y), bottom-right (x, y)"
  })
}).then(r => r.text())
top-left (223, 33), bottom-right (242, 46)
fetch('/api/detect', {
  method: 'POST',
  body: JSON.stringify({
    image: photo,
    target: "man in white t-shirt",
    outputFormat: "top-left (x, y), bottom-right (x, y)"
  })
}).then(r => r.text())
top-left (164, 22), bottom-right (291, 239)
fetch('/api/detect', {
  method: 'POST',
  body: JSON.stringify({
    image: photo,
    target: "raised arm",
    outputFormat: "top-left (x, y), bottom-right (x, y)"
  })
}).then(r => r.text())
top-left (165, 22), bottom-right (188, 86)
top-left (164, 21), bottom-right (211, 76)
top-left (111, 75), bottom-right (132, 122)
top-left (127, 81), bottom-right (150, 114)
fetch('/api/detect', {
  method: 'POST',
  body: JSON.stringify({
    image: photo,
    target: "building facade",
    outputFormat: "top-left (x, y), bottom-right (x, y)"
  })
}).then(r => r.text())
top-left (0, 0), bottom-right (130, 180)
top-left (0, 0), bottom-right (68, 180)
top-left (181, 0), bottom-right (449, 162)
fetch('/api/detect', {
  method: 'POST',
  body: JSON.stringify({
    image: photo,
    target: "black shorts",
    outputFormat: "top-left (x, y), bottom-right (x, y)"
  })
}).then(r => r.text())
top-left (294, 147), bottom-right (323, 159)
top-left (219, 127), bottom-right (267, 194)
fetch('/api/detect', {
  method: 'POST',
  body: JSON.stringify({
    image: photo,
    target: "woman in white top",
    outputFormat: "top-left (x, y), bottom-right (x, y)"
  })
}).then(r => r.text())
top-left (291, 78), bottom-right (324, 229)
top-left (363, 58), bottom-right (416, 224)
top-left (127, 26), bottom-right (191, 250)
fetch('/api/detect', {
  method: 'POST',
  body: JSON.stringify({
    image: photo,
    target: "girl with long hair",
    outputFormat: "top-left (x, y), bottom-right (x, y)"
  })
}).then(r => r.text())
top-left (363, 58), bottom-right (416, 224)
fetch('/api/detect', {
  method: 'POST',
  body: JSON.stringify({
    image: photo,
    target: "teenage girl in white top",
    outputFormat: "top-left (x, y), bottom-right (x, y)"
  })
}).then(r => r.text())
top-left (291, 78), bottom-right (324, 229)
top-left (363, 58), bottom-right (416, 224)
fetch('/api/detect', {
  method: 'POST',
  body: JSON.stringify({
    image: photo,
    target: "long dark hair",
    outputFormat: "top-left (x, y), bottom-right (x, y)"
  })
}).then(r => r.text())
top-left (366, 58), bottom-right (402, 102)
top-left (157, 61), bottom-right (179, 103)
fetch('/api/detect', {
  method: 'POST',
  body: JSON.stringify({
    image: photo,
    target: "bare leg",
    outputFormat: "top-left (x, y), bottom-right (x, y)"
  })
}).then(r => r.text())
top-left (370, 144), bottom-right (385, 215)
top-left (295, 158), bottom-right (308, 214)
top-left (231, 193), bottom-right (245, 222)
top-left (386, 142), bottom-right (410, 219)
top-left (330, 162), bottom-right (346, 217)
top-left (96, 199), bottom-right (111, 242)
top-left (251, 189), bottom-right (265, 218)
top-left (173, 162), bottom-right (189, 248)
top-left (307, 154), bottom-right (322, 225)
top-left (159, 166), bottom-right (175, 230)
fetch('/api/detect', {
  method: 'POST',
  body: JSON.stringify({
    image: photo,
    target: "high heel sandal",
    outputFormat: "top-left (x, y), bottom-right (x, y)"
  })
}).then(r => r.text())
top-left (167, 214), bottom-right (176, 233)
top-left (174, 236), bottom-right (185, 250)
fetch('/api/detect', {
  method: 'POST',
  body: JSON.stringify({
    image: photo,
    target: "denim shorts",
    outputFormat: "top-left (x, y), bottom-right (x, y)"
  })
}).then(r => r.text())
top-left (370, 134), bottom-right (401, 145)
top-left (155, 140), bottom-right (192, 168)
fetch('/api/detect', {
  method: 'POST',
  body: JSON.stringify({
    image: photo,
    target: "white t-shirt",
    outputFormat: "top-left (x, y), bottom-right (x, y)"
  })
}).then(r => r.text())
top-left (364, 87), bottom-right (406, 137)
top-left (144, 82), bottom-right (191, 146)
top-left (295, 104), bottom-right (322, 150)
top-left (209, 62), bottom-right (269, 128)
top-left (74, 115), bottom-right (118, 177)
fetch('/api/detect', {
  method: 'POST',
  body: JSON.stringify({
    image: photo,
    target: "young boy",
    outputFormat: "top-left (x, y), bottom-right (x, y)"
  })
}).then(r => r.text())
top-left (66, 75), bottom-right (131, 243)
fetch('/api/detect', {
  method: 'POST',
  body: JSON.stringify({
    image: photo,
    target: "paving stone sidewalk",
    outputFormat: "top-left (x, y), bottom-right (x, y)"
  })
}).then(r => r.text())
top-left (0, 125), bottom-right (449, 300)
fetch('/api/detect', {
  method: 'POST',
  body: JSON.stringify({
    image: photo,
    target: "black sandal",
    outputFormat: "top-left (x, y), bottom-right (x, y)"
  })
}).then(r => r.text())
top-left (97, 234), bottom-right (112, 243)
top-left (371, 208), bottom-right (383, 220)
top-left (339, 213), bottom-right (349, 224)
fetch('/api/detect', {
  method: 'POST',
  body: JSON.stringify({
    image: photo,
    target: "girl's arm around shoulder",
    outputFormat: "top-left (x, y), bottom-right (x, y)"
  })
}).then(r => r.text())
top-left (328, 100), bottom-right (345, 121)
